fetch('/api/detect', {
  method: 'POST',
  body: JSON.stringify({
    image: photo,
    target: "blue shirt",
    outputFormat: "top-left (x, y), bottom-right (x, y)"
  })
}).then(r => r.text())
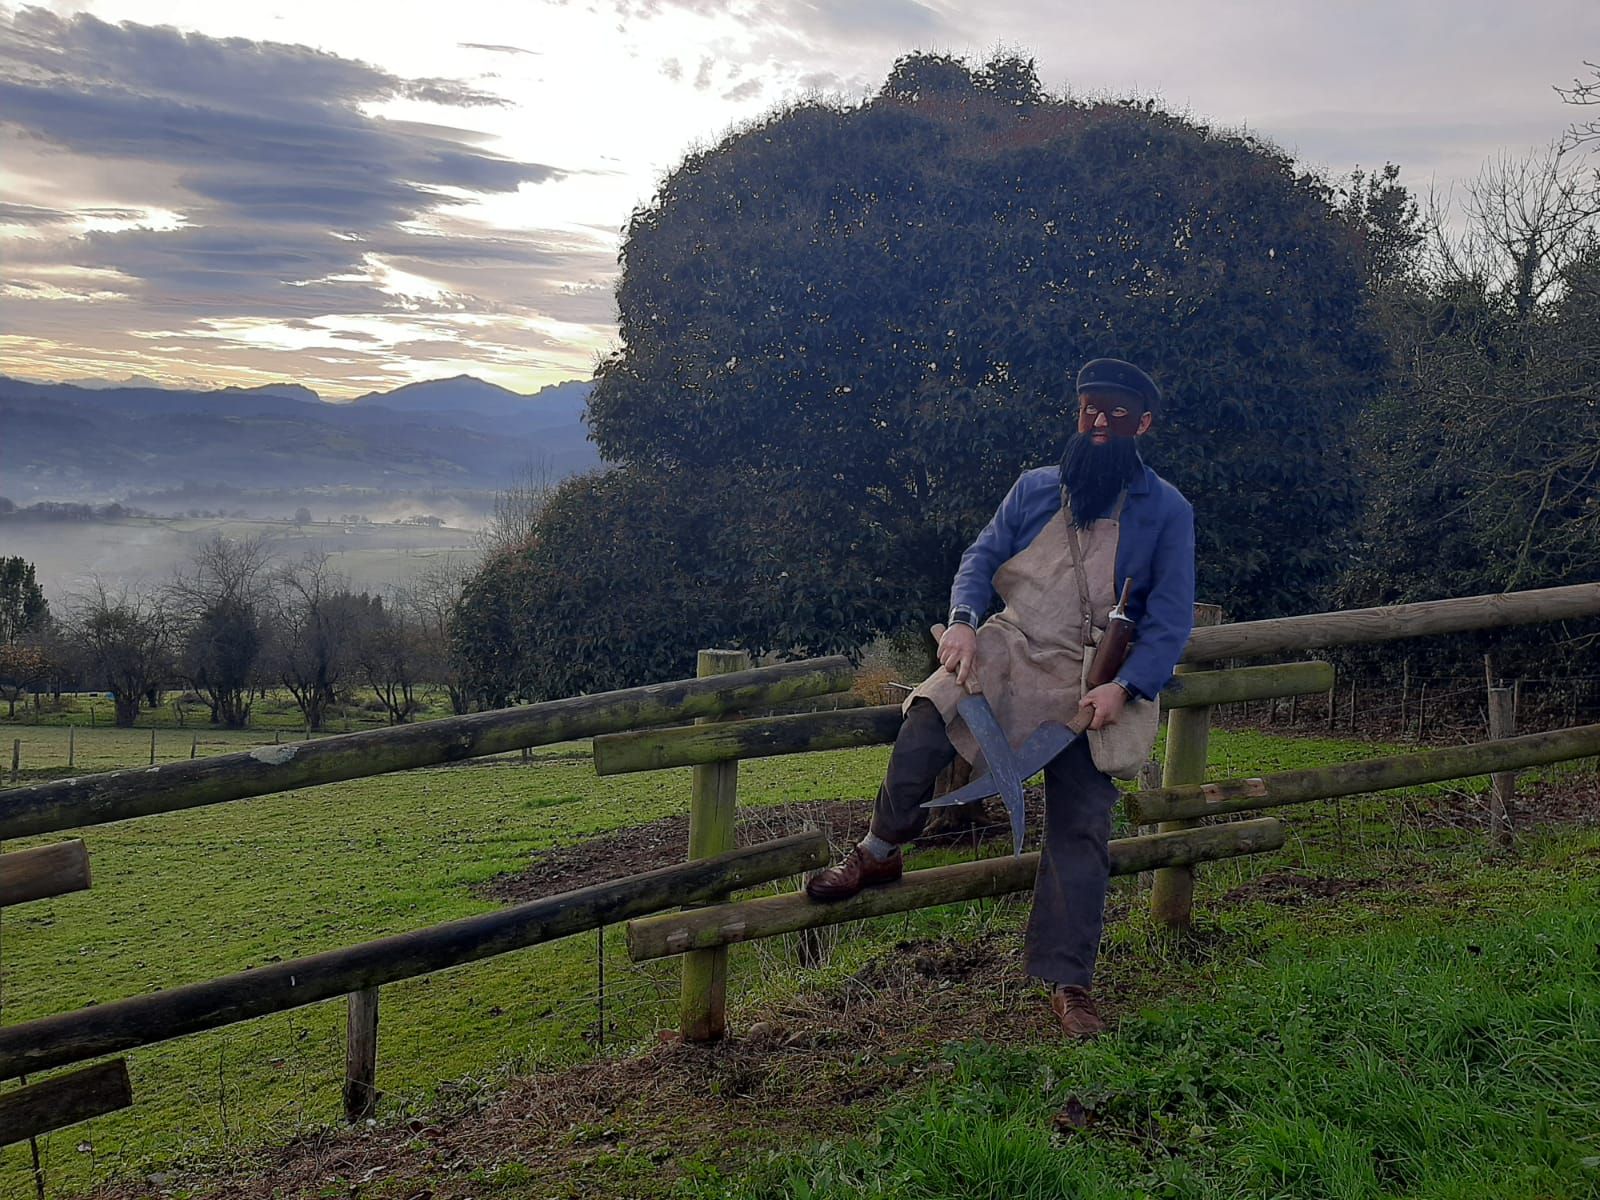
top-left (949, 463), bottom-right (1196, 700)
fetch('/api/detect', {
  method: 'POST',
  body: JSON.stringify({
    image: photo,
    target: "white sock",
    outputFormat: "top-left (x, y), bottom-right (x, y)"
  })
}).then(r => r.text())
top-left (859, 832), bottom-right (898, 861)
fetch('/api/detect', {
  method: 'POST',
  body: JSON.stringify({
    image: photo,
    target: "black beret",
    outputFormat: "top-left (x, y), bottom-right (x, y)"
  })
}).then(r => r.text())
top-left (1075, 358), bottom-right (1162, 414)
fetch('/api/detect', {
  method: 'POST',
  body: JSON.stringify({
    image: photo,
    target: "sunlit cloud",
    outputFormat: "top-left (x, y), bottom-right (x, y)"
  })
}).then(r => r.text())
top-left (0, 0), bottom-right (1593, 396)
top-left (0, 7), bottom-right (582, 395)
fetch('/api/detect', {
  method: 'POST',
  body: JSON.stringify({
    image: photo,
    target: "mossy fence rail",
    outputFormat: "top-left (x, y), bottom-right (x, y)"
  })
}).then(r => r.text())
top-left (1, 582), bottom-right (1597, 1155)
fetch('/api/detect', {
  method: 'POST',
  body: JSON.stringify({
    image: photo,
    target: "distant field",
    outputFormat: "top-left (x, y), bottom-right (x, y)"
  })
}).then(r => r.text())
top-left (2, 514), bottom-right (481, 599)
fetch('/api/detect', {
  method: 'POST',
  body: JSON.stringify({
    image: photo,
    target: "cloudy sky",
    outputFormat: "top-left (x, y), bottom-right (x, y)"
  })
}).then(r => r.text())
top-left (1, 1), bottom-right (1596, 399)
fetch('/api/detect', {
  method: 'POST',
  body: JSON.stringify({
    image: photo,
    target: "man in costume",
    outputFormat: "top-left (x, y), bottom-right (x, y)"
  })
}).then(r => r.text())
top-left (805, 358), bottom-right (1196, 1037)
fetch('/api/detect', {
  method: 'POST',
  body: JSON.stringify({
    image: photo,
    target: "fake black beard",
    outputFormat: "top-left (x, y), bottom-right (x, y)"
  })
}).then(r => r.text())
top-left (1059, 432), bottom-right (1142, 528)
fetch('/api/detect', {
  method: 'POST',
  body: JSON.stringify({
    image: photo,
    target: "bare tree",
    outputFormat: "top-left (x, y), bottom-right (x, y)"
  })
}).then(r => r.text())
top-left (1428, 144), bottom-right (1599, 319)
top-left (71, 583), bottom-right (173, 727)
top-left (168, 536), bottom-right (274, 728)
top-left (269, 554), bottom-right (360, 732)
top-left (1360, 134), bottom-right (1600, 605)
top-left (0, 642), bottom-right (48, 718)
top-left (398, 553), bottom-right (477, 714)
top-left (475, 456), bottom-right (556, 556)
top-left (351, 592), bottom-right (428, 724)
top-left (1557, 60), bottom-right (1600, 150)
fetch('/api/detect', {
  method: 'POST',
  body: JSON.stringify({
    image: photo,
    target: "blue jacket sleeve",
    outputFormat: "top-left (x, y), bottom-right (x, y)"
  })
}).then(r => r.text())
top-left (1119, 497), bottom-right (1196, 700)
top-left (948, 474), bottom-right (1031, 617)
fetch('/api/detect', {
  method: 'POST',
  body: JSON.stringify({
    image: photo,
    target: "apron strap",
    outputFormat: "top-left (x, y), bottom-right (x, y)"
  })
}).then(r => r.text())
top-left (1061, 488), bottom-right (1127, 647)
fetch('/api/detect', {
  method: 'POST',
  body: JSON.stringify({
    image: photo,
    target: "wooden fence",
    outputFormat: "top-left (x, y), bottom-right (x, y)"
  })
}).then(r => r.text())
top-left (0, 659), bottom-right (849, 1151)
top-left (605, 582), bottom-right (1600, 1041)
top-left (3, 581), bottom-right (1599, 1156)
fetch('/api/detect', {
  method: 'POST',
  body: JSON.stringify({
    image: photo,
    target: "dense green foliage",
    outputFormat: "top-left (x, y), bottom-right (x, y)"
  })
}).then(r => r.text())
top-left (452, 466), bottom-right (895, 703)
top-left (0, 556), bottom-right (54, 715)
top-left (591, 56), bottom-right (1383, 626)
top-left (461, 53), bottom-right (1386, 696)
top-left (1335, 150), bottom-right (1599, 683)
top-left (465, 53), bottom-right (1596, 701)
top-left (180, 597), bottom-right (263, 728)
top-left (0, 555), bottom-right (49, 645)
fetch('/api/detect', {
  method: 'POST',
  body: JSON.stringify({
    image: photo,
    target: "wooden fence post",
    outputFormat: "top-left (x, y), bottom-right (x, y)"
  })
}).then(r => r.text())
top-left (1149, 603), bottom-right (1223, 928)
top-left (344, 987), bottom-right (379, 1123)
top-left (1135, 757), bottom-right (1163, 892)
top-left (67, 727), bottom-right (74, 770)
top-left (1487, 685), bottom-right (1516, 849)
top-left (148, 730), bottom-right (156, 766)
top-left (680, 648), bottom-right (750, 1042)
top-left (9, 739), bottom-right (17, 783)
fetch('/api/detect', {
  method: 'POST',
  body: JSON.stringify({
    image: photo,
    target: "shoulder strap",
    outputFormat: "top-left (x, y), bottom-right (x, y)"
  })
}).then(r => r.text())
top-left (1061, 496), bottom-right (1096, 646)
top-left (1062, 489), bottom-right (1128, 645)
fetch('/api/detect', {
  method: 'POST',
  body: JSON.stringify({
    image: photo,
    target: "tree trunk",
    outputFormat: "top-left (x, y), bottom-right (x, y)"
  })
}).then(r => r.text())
top-left (113, 693), bottom-right (139, 727)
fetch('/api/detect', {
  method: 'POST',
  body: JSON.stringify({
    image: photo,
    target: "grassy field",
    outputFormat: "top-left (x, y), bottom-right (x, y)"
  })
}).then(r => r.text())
top-left (700, 854), bottom-right (1600, 1199)
top-left (2, 687), bottom-right (461, 742)
top-left (0, 717), bottom-right (1595, 1197)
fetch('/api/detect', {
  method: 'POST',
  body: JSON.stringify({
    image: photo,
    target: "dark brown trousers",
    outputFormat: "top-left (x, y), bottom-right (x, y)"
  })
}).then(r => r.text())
top-left (870, 699), bottom-right (1118, 990)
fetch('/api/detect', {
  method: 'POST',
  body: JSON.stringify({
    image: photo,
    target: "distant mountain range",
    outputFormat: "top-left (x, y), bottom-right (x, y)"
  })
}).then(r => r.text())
top-left (0, 374), bottom-right (599, 503)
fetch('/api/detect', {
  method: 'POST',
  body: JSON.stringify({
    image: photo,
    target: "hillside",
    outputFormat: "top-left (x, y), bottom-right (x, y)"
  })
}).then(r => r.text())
top-left (0, 374), bottom-right (598, 504)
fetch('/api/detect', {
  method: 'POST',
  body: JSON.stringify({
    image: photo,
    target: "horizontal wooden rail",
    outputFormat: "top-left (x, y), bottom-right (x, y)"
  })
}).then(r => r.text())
top-left (597, 706), bottom-right (903, 775)
top-left (1182, 582), bottom-right (1600, 663)
top-left (0, 831), bottom-right (830, 1079)
top-left (627, 819), bottom-right (1284, 960)
top-left (0, 657), bottom-right (853, 840)
top-left (1165, 660), bottom-right (1333, 707)
top-left (0, 840), bottom-right (91, 907)
top-left (1128, 723), bottom-right (1600, 824)
top-left (595, 662), bottom-right (1333, 775)
top-left (0, 1061), bottom-right (132, 1146)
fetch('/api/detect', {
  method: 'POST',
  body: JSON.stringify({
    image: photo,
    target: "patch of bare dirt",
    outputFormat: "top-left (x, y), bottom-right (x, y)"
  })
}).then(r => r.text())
top-left (83, 931), bottom-right (1069, 1200)
top-left (1405, 773), bottom-right (1600, 834)
top-left (476, 789), bottom-right (1048, 904)
top-left (1221, 870), bottom-right (1383, 907)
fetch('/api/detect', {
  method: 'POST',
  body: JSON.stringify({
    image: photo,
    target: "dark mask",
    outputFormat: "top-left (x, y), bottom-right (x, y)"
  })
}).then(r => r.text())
top-left (1060, 431), bottom-right (1141, 528)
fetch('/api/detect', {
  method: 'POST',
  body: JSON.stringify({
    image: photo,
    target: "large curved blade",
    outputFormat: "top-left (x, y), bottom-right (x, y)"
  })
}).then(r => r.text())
top-left (922, 720), bottom-right (1080, 813)
top-left (953, 695), bottom-right (1026, 855)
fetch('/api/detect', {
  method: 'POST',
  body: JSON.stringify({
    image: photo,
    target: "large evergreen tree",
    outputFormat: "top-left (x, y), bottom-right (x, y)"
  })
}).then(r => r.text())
top-left (588, 53), bottom-right (1384, 624)
top-left (0, 557), bottom-right (49, 645)
top-left (461, 53), bottom-right (1389, 698)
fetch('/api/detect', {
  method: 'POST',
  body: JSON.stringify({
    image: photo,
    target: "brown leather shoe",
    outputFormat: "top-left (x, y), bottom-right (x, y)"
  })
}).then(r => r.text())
top-left (804, 844), bottom-right (902, 902)
top-left (1051, 986), bottom-right (1106, 1039)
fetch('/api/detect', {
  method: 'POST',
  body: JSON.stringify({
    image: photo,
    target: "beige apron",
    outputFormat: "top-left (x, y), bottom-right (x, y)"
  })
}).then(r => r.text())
top-left (908, 497), bottom-right (1120, 770)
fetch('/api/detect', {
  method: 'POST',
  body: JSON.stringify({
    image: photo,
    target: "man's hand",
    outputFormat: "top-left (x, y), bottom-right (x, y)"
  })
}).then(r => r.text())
top-left (937, 623), bottom-right (978, 688)
top-left (1078, 682), bottom-right (1129, 731)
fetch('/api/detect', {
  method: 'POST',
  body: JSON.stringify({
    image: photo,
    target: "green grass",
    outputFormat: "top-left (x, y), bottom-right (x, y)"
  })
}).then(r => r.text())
top-left (0, 729), bottom-right (893, 1193)
top-left (1, 687), bottom-right (460, 737)
top-left (0, 719), bottom-right (1594, 1196)
top-left (691, 848), bottom-right (1600, 1200)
